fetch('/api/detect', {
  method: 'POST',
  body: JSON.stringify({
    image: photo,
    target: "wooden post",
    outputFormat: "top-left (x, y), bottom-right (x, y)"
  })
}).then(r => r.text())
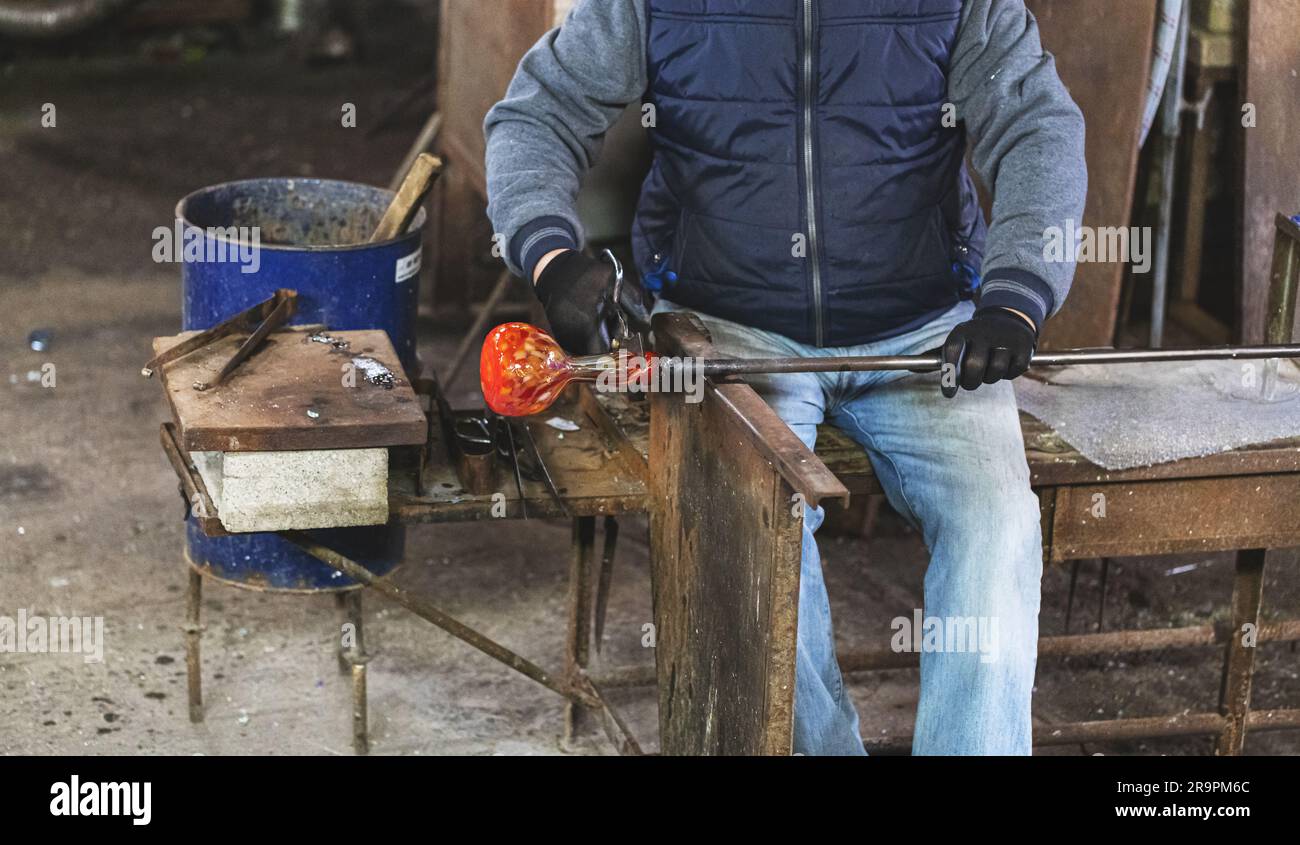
top-left (648, 313), bottom-right (848, 755)
top-left (1216, 548), bottom-right (1267, 755)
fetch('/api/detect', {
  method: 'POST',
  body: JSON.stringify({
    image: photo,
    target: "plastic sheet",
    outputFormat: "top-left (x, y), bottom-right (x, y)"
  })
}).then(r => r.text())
top-left (1015, 359), bottom-right (1300, 470)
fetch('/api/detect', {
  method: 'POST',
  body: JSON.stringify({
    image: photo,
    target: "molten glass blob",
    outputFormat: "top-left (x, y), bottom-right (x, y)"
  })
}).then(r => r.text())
top-left (480, 322), bottom-right (657, 416)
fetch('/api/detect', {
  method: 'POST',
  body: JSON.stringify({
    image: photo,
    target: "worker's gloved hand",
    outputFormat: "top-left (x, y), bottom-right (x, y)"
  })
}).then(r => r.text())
top-left (534, 250), bottom-right (615, 356)
top-left (938, 308), bottom-right (1038, 399)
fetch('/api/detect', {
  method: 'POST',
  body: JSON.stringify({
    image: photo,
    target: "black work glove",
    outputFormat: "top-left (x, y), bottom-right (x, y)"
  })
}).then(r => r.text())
top-left (938, 308), bottom-right (1038, 399)
top-left (533, 250), bottom-right (615, 356)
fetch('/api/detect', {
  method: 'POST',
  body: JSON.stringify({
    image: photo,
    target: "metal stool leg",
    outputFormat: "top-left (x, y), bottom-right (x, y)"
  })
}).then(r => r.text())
top-left (184, 568), bottom-right (204, 723)
top-left (564, 517), bottom-right (596, 744)
top-left (337, 589), bottom-right (370, 755)
top-left (1216, 549), bottom-right (1267, 755)
top-left (351, 661), bottom-right (369, 756)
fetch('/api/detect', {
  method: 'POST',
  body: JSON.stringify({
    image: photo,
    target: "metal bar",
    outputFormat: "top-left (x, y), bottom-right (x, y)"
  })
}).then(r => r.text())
top-left (589, 618), bottom-right (1300, 684)
top-left (594, 516), bottom-right (619, 654)
top-left (681, 343), bottom-right (1300, 379)
top-left (577, 674), bottom-right (644, 756)
top-left (1217, 548), bottom-right (1267, 755)
top-left (445, 269), bottom-right (513, 387)
top-left (564, 517), bottom-right (596, 743)
top-left (589, 665), bottom-right (657, 690)
top-left (141, 291), bottom-right (281, 377)
top-left (844, 619), bottom-right (1300, 673)
top-left (864, 713), bottom-right (1225, 753)
top-left (1243, 708), bottom-right (1300, 732)
top-left (183, 568), bottom-right (203, 723)
top-left (1097, 557), bottom-right (1111, 632)
top-left (339, 591), bottom-right (369, 755)
top-left (351, 662), bottom-right (368, 755)
top-left (280, 531), bottom-right (597, 708)
top-left (504, 421), bottom-right (528, 520)
top-left (1064, 559), bottom-right (1081, 633)
top-left (863, 709), bottom-right (1300, 754)
top-left (192, 290), bottom-right (297, 391)
top-left (159, 423), bottom-right (227, 537)
top-left (1262, 214), bottom-right (1300, 396)
top-left (1149, 0), bottom-right (1190, 347)
top-left (521, 421), bottom-right (567, 515)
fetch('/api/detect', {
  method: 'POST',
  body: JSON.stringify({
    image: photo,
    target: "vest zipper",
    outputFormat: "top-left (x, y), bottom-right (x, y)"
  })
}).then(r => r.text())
top-left (800, 0), bottom-right (825, 346)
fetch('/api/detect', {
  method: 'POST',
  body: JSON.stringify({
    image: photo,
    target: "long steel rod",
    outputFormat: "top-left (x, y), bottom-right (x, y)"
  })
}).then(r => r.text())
top-left (280, 531), bottom-right (597, 707)
top-left (662, 343), bottom-right (1300, 378)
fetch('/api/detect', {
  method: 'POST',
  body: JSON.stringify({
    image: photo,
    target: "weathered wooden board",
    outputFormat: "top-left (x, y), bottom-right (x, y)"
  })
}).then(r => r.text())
top-left (647, 313), bottom-right (847, 756)
top-left (1047, 473), bottom-right (1300, 560)
top-left (1238, 0), bottom-right (1300, 343)
top-left (433, 0), bottom-right (559, 309)
top-left (152, 329), bottom-right (426, 452)
top-left (649, 385), bottom-right (803, 756)
top-left (815, 412), bottom-right (1300, 492)
top-left (1026, 0), bottom-right (1158, 349)
top-left (436, 0), bottom-right (557, 196)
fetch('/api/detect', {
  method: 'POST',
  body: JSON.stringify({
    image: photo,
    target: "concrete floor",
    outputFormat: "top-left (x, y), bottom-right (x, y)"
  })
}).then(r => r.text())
top-left (1, 47), bottom-right (1298, 756)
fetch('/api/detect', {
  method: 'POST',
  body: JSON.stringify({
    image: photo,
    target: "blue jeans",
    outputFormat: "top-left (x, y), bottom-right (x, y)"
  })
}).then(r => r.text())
top-left (655, 300), bottom-right (1043, 755)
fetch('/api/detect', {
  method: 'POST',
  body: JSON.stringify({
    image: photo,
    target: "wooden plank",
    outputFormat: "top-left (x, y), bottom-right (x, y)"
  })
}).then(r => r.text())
top-left (431, 0), bottom-right (555, 310)
top-left (1047, 474), bottom-right (1300, 560)
top-left (576, 372), bottom-right (1300, 490)
top-left (436, 0), bottom-right (552, 194)
top-left (1238, 0), bottom-right (1300, 343)
top-left (152, 329), bottom-right (427, 452)
top-left (1026, 0), bottom-right (1158, 349)
top-left (648, 377), bottom-right (801, 756)
top-left (817, 413), bottom-right (1300, 490)
top-left (647, 312), bottom-right (865, 755)
top-left (1217, 548), bottom-right (1266, 755)
top-left (654, 313), bottom-right (849, 507)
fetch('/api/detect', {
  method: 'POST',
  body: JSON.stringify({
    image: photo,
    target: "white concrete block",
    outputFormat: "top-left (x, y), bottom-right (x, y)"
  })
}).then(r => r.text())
top-left (189, 448), bottom-right (389, 533)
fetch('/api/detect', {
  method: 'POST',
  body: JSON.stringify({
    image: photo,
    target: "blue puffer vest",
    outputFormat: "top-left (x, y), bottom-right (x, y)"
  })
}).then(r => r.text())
top-left (633, 0), bottom-right (987, 347)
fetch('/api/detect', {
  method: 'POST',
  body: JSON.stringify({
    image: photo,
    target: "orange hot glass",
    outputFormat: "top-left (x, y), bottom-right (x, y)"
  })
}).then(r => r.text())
top-left (480, 322), bottom-right (657, 416)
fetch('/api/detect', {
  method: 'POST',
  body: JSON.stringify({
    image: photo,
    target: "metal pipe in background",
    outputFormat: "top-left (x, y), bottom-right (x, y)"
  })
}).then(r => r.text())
top-left (1149, 0), bottom-right (1192, 348)
top-left (1140, 0), bottom-right (1186, 146)
top-left (0, 0), bottom-right (139, 39)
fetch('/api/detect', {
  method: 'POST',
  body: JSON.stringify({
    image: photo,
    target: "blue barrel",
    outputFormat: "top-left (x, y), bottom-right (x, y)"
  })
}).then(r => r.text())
top-left (176, 178), bottom-right (423, 592)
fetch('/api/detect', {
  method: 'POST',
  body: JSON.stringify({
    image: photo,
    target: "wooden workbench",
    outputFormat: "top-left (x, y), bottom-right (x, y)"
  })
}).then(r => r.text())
top-left (636, 311), bottom-right (1300, 756)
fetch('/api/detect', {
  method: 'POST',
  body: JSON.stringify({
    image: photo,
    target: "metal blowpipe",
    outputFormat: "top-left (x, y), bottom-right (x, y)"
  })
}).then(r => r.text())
top-left (480, 322), bottom-right (1300, 417)
top-left (693, 343), bottom-right (1300, 377)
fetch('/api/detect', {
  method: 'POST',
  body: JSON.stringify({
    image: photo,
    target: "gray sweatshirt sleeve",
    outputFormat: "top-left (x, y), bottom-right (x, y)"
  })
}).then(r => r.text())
top-left (484, 0), bottom-right (648, 280)
top-left (948, 0), bottom-right (1088, 330)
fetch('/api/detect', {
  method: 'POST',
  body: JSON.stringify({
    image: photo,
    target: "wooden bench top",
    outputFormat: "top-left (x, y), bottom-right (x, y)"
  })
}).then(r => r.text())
top-left (586, 391), bottom-right (1300, 495)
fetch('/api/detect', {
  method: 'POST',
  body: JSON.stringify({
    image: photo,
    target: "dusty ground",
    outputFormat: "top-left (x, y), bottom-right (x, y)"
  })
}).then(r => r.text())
top-left (1, 40), bottom-right (1297, 757)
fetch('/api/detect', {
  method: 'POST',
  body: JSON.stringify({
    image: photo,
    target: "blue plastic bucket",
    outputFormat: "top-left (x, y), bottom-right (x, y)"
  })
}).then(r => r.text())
top-left (175, 178), bottom-right (422, 592)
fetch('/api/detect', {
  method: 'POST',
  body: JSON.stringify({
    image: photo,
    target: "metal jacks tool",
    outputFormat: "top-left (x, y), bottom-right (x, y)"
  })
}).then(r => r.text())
top-left (141, 289), bottom-right (298, 389)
